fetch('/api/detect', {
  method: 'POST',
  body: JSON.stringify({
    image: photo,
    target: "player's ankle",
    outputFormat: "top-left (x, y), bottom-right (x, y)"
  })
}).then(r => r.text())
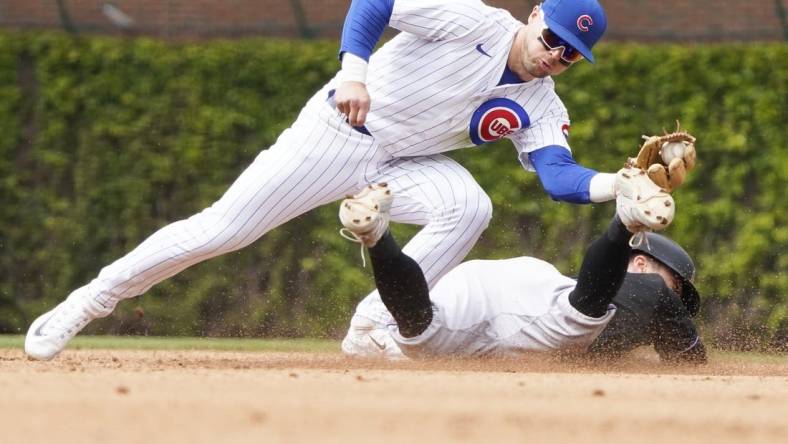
top-left (367, 230), bottom-right (399, 259)
top-left (607, 215), bottom-right (635, 243)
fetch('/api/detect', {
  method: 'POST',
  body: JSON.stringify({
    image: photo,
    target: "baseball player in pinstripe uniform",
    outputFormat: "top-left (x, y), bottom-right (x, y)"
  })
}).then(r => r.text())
top-left (338, 175), bottom-right (706, 363)
top-left (27, 0), bottom-right (623, 360)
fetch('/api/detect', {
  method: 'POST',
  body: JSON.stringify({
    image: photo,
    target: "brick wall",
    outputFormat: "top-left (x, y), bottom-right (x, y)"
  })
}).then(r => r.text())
top-left (0, 0), bottom-right (785, 41)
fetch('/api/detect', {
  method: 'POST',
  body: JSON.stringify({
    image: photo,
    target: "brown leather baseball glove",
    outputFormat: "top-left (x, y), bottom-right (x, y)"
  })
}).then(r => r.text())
top-left (631, 121), bottom-right (697, 192)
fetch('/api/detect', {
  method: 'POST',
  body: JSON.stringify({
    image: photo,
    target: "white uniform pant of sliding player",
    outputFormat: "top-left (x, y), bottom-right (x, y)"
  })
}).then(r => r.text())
top-left (343, 258), bottom-right (614, 360)
top-left (390, 257), bottom-right (613, 358)
top-left (25, 94), bottom-right (492, 360)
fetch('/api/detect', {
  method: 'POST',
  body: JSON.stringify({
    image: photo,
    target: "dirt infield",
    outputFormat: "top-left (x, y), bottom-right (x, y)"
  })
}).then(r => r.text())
top-left (2, 348), bottom-right (786, 444)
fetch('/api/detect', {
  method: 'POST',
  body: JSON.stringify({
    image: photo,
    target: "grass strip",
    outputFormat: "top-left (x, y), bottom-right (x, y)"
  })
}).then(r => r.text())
top-left (0, 335), bottom-right (339, 353)
top-left (2, 335), bottom-right (785, 364)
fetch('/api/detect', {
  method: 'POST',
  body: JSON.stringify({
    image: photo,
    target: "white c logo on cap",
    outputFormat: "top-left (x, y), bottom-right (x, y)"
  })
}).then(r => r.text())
top-left (577, 15), bottom-right (593, 32)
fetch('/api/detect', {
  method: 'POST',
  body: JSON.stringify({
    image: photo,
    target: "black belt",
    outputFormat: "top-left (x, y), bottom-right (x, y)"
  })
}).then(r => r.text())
top-left (327, 89), bottom-right (372, 136)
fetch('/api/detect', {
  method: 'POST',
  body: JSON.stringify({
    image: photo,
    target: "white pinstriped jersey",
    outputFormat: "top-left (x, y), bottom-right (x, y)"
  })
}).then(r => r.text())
top-left (326, 0), bottom-right (572, 171)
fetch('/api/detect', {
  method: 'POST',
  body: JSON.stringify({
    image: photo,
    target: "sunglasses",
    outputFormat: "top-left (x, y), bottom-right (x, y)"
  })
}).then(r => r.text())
top-left (538, 27), bottom-right (584, 66)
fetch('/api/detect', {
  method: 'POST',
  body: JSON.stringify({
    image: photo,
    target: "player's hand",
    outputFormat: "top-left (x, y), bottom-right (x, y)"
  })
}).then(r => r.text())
top-left (335, 81), bottom-right (370, 127)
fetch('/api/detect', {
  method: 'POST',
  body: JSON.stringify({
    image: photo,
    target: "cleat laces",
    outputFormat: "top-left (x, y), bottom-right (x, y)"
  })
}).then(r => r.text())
top-left (339, 228), bottom-right (368, 267)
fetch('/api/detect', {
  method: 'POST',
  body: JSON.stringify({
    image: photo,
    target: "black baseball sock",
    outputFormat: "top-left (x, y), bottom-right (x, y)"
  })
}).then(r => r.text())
top-left (568, 216), bottom-right (633, 318)
top-left (367, 231), bottom-right (433, 338)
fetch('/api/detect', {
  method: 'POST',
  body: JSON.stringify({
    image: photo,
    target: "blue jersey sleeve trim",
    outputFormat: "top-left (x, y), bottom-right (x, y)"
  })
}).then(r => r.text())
top-left (339, 0), bottom-right (395, 61)
top-left (528, 146), bottom-right (598, 204)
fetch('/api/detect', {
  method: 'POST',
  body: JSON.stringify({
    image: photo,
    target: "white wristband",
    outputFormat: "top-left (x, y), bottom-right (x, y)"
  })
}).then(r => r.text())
top-left (338, 52), bottom-right (368, 84)
top-left (589, 172), bottom-right (617, 202)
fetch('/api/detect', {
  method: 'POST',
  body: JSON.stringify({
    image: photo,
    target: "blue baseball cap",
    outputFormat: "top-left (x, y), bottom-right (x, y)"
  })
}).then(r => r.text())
top-left (541, 0), bottom-right (607, 64)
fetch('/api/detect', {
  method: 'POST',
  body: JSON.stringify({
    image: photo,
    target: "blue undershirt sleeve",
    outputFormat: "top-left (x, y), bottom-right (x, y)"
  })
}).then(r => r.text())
top-left (528, 146), bottom-right (598, 204)
top-left (339, 0), bottom-right (395, 61)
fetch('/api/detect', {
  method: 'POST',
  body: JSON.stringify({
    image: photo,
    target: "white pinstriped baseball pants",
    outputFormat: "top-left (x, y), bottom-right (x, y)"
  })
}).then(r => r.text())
top-left (81, 93), bottom-right (493, 313)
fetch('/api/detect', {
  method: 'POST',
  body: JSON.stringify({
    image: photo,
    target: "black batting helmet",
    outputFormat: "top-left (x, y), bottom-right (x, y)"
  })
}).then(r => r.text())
top-left (632, 232), bottom-right (700, 317)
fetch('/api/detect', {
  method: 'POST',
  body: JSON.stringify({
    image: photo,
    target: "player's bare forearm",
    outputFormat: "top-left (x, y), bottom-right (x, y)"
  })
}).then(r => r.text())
top-left (335, 81), bottom-right (370, 127)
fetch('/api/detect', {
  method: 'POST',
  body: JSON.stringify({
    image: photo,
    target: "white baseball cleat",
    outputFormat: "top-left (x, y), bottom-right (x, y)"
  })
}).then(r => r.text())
top-left (341, 315), bottom-right (407, 360)
top-left (339, 183), bottom-right (394, 248)
top-left (24, 288), bottom-right (112, 360)
top-left (615, 166), bottom-right (675, 232)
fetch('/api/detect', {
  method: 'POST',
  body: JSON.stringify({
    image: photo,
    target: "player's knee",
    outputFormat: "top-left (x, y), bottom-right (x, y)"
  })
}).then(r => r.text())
top-left (457, 186), bottom-right (493, 230)
top-left (476, 191), bottom-right (494, 229)
top-left (435, 186), bottom-right (493, 231)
